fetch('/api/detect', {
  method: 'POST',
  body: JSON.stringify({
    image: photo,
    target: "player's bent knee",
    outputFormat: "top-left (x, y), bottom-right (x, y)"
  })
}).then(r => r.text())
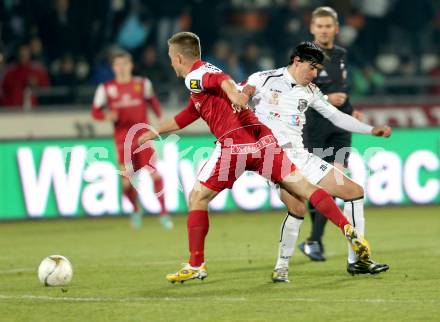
top-left (287, 203), bottom-right (307, 216)
top-left (348, 182), bottom-right (364, 198)
top-left (121, 178), bottom-right (131, 192)
top-left (150, 171), bottom-right (160, 181)
top-left (341, 181), bottom-right (364, 200)
top-left (189, 189), bottom-right (209, 209)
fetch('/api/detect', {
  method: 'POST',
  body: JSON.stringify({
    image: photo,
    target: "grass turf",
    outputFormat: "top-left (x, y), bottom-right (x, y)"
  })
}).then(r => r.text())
top-left (0, 206), bottom-right (439, 322)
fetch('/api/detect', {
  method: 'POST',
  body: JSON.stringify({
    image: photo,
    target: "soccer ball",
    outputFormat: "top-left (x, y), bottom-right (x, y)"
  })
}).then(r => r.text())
top-left (38, 255), bottom-right (73, 286)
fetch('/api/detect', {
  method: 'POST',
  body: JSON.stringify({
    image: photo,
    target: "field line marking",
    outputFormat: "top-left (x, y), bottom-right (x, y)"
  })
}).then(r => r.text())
top-left (0, 295), bottom-right (247, 302)
top-left (0, 268), bottom-right (34, 274)
top-left (0, 294), bottom-right (438, 304)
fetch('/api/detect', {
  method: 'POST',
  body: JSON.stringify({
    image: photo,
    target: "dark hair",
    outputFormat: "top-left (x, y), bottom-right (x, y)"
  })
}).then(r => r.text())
top-left (289, 42), bottom-right (325, 66)
top-left (168, 32), bottom-right (201, 59)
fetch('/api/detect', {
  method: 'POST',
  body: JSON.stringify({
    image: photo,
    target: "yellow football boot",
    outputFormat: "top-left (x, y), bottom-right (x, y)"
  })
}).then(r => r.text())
top-left (343, 224), bottom-right (371, 260)
top-left (166, 263), bottom-right (208, 284)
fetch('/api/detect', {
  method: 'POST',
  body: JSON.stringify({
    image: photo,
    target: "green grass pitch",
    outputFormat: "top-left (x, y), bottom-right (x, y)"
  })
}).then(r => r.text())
top-left (0, 206), bottom-right (439, 322)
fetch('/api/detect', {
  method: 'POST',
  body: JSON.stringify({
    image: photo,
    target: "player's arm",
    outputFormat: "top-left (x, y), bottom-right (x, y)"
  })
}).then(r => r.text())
top-left (326, 49), bottom-right (349, 107)
top-left (138, 99), bottom-right (200, 145)
top-left (239, 71), bottom-right (265, 98)
top-left (202, 72), bottom-right (249, 111)
top-left (143, 78), bottom-right (163, 119)
top-left (326, 92), bottom-right (347, 107)
top-left (221, 79), bottom-right (250, 112)
top-left (91, 84), bottom-right (117, 121)
top-left (312, 90), bottom-right (391, 137)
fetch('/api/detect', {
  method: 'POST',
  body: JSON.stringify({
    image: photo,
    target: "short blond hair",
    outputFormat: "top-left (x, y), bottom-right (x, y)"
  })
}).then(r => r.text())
top-left (168, 32), bottom-right (201, 59)
top-left (311, 6), bottom-right (338, 24)
top-left (110, 48), bottom-right (132, 64)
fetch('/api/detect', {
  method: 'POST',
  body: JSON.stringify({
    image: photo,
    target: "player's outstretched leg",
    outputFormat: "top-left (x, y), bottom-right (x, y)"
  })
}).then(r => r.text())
top-left (272, 190), bottom-right (306, 283)
top-left (166, 182), bottom-right (218, 283)
top-left (318, 168), bottom-right (390, 274)
top-left (279, 170), bottom-right (371, 262)
top-left (121, 174), bottom-right (142, 229)
top-left (150, 172), bottom-right (173, 230)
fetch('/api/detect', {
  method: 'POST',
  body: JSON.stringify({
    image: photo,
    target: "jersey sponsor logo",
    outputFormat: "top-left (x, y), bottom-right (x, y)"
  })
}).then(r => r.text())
top-left (292, 115), bottom-right (300, 126)
top-left (320, 164), bottom-right (328, 172)
top-left (258, 69), bottom-right (277, 77)
top-left (269, 111), bottom-right (281, 118)
top-left (133, 83), bottom-right (142, 93)
top-left (202, 63), bottom-right (222, 73)
top-left (230, 135), bottom-right (276, 155)
top-left (269, 90), bottom-right (280, 105)
top-left (190, 79), bottom-right (202, 90)
top-left (297, 99), bottom-right (308, 112)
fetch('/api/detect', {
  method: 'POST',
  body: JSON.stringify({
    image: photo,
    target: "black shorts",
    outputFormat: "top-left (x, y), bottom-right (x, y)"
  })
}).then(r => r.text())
top-left (303, 126), bottom-right (352, 167)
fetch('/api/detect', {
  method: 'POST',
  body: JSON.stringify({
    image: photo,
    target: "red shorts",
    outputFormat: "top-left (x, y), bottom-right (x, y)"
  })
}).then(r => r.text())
top-left (115, 136), bottom-right (157, 172)
top-left (197, 126), bottom-right (296, 192)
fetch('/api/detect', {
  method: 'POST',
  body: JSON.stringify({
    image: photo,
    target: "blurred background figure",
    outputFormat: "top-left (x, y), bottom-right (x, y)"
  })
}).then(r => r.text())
top-left (136, 45), bottom-right (170, 86)
top-left (39, 0), bottom-right (80, 63)
top-left (240, 41), bottom-right (265, 76)
top-left (1, 43), bottom-right (49, 108)
top-left (0, 0), bottom-right (437, 107)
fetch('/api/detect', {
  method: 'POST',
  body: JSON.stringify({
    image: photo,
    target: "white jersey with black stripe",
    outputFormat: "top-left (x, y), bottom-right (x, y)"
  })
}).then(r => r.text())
top-left (247, 67), bottom-right (339, 148)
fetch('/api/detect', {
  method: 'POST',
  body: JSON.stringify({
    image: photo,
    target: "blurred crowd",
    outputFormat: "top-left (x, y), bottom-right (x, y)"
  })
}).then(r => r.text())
top-left (0, 0), bottom-right (439, 108)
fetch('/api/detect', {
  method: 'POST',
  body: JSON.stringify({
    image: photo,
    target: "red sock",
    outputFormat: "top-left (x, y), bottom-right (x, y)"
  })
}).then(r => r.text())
top-left (125, 186), bottom-right (138, 212)
top-left (309, 188), bottom-right (349, 231)
top-left (188, 210), bottom-right (209, 267)
top-left (153, 177), bottom-right (167, 215)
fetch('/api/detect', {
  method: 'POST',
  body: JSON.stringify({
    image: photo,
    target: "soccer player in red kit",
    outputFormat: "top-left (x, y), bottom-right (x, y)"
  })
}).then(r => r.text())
top-left (138, 32), bottom-right (371, 283)
top-left (92, 50), bottom-right (173, 229)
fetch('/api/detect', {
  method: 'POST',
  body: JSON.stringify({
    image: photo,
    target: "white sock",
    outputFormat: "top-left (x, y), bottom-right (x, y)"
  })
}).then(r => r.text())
top-left (344, 198), bottom-right (366, 264)
top-left (275, 213), bottom-right (303, 270)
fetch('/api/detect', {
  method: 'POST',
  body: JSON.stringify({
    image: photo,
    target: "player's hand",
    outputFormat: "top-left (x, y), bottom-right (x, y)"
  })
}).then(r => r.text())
top-left (138, 131), bottom-right (156, 146)
top-left (372, 126), bottom-right (392, 138)
top-left (352, 110), bottom-right (364, 121)
top-left (242, 84), bottom-right (256, 97)
top-left (327, 92), bottom-right (347, 107)
top-left (104, 110), bottom-right (118, 121)
top-left (230, 92), bottom-right (249, 113)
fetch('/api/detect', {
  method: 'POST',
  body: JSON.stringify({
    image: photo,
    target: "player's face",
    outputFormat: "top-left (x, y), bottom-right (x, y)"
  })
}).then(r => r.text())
top-left (311, 16), bottom-right (338, 47)
top-left (112, 57), bottom-right (133, 79)
top-left (294, 59), bottom-right (321, 85)
top-left (168, 45), bottom-right (183, 77)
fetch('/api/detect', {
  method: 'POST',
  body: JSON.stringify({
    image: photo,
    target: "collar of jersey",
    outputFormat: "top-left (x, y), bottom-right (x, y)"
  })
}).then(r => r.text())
top-left (283, 67), bottom-right (297, 86)
top-left (190, 59), bottom-right (205, 72)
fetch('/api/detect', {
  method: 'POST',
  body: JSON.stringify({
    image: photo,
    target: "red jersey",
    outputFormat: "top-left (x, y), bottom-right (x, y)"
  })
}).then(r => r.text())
top-left (174, 60), bottom-right (262, 143)
top-left (91, 77), bottom-right (162, 139)
top-left (1, 62), bottom-right (49, 107)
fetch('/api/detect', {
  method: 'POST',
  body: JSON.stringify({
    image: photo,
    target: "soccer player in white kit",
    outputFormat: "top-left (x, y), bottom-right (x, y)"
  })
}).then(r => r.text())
top-left (243, 42), bottom-right (391, 282)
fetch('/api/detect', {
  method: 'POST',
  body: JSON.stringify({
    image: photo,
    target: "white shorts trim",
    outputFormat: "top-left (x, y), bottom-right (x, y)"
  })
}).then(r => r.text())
top-left (197, 143), bottom-right (221, 183)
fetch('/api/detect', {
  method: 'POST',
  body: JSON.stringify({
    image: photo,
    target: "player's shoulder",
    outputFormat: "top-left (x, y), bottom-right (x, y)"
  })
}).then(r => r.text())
top-left (249, 67), bottom-right (284, 86)
top-left (185, 61), bottom-right (223, 93)
top-left (332, 45), bottom-right (347, 56)
top-left (186, 61), bottom-right (222, 79)
top-left (102, 79), bottom-right (115, 87)
top-left (307, 82), bottom-right (320, 93)
top-left (254, 68), bottom-right (283, 79)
